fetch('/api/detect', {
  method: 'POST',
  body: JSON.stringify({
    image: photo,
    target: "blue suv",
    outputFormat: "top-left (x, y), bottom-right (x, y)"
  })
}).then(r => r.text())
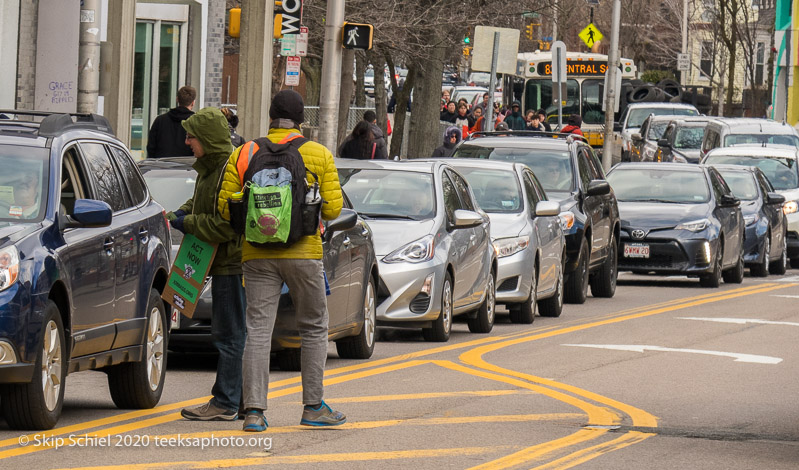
top-left (0, 112), bottom-right (171, 430)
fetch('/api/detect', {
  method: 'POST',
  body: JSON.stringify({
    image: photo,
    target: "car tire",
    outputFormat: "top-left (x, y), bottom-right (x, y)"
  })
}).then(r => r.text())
top-left (751, 235), bottom-right (770, 277)
top-left (790, 257), bottom-right (799, 269)
top-left (468, 271), bottom-right (495, 333)
top-left (769, 234), bottom-right (788, 275)
top-left (700, 247), bottom-right (723, 288)
top-left (276, 348), bottom-right (302, 371)
top-left (107, 289), bottom-right (167, 409)
top-left (590, 233), bottom-right (618, 298)
top-left (336, 276), bottom-right (377, 360)
top-left (723, 250), bottom-right (745, 284)
top-left (565, 238), bottom-right (590, 304)
top-left (0, 301), bottom-right (66, 430)
top-left (538, 259), bottom-right (564, 317)
top-left (423, 273), bottom-right (453, 342)
top-left (509, 266), bottom-right (536, 324)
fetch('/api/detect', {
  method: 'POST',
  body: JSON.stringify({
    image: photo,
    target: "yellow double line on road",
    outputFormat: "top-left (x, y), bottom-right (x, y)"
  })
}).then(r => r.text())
top-left (2, 282), bottom-right (793, 466)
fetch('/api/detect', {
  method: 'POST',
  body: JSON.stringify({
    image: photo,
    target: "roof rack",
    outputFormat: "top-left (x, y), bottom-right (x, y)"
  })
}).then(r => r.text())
top-left (466, 130), bottom-right (589, 144)
top-left (0, 110), bottom-right (115, 137)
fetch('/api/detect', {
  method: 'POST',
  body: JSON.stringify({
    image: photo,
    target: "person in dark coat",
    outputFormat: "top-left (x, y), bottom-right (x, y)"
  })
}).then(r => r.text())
top-left (440, 101), bottom-right (457, 123)
top-left (221, 107), bottom-right (245, 148)
top-left (146, 85), bottom-right (196, 158)
top-left (338, 121), bottom-right (382, 159)
top-left (504, 101), bottom-right (527, 130)
top-left (537, 108), bottom-right (552, 132)
top-left (431, 126), bottom-right (462, 158)
top-left (561, 114), bottom-right (584, 136)
top-left (362, 110), bottom-right (388, 159)
top-left (453, 102), bottom-right (474, 130)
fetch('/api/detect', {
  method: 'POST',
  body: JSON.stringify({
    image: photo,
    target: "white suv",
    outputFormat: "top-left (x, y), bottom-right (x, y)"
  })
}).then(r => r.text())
top-left (612, 103), bottom-right (699, 163)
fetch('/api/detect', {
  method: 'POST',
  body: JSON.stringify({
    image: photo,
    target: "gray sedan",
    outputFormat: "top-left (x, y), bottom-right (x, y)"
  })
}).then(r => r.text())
top-left (446, 160), bottom-right (565, 321)
top-left (337, 159), bottom-right (497, 342)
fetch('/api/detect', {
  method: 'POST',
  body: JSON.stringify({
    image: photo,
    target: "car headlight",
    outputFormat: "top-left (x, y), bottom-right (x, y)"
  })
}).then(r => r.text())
top-left (676, 219), bottom-right (710, 232)
top-left (558, 211), bottom-right (575, 231)
top-left (383, 234), bottom-right (435, 263)
top-left (744, 214), bottom-right (759, 226)
top-left (493, 236), bottom-right (530, 258)
top-left (783, 201), bottom-right (798, 215)
top-left (0, 246), bottom-right (19, 291)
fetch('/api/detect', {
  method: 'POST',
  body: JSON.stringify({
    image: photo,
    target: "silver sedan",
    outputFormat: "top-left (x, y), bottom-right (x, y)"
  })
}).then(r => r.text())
top-left (337, 159), bottom-right (497, 342)
top-left (447, 160), bottom-right (566, 322)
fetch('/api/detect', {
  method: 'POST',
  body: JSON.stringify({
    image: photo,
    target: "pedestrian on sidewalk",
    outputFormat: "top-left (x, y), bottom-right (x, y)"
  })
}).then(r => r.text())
top-left (147, 86), bottom-right (196, 158)
top-left (431, 126), bottom-right (462, 158)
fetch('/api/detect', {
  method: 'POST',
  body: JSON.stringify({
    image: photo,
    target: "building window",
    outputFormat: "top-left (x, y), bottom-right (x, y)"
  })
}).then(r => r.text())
top-left (755, 42), bottom-right (765, 86)
top-left (700, 41), bottom-right (713, 79)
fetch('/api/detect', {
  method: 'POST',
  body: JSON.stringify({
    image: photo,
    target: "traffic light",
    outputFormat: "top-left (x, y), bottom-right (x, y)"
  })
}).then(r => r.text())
top-left (525, 23), bottom-right (534, 40)
top-left (463, 46), bottom-right (471, 57)
top-left (464, 27), bottom-right (471, 45)
top-left (228, 8), bottom-right (241, 38)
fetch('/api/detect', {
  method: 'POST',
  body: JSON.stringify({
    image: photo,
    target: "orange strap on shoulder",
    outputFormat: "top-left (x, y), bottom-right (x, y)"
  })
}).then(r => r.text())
top-left (278, 132), bottom-right (303, 144)
top-left (237, 141), bottom-right (259, 187)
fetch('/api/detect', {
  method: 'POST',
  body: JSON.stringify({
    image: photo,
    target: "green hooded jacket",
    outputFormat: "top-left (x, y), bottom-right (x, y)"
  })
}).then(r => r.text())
top-left (179, 107), bottom-right (241, 275)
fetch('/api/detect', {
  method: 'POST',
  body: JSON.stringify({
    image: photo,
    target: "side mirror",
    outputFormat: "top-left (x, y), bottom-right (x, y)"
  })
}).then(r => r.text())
top-left (63, 199), bottom-right (112, 229)
top-left (631, 133), bottom-right (642, 142)
top-left (452, 209), bottom-right (484, 229)
top-left (325, 208), bottom-right (358, 240)
top-left (657, 138), bottom-right (670, 147)
top-left (535, 201), bottom-right (561, 217)
top-left (586, 180), bottom-right (611, 197)
top-left (613, 122), bottom-right (622, 132)
top-left (767, 192), bottom-right (786, 205)
top-left (719, 194), bottom-right (740, 207)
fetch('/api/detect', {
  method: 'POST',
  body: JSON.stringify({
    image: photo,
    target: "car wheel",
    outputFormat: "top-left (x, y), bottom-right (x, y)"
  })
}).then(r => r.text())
top-left (751, 235), bottom-right (770, 277)
top-left (723, 250), bottom-right (745, 284)
top-left (769, 234), bottom-right (788, 275)
top-left (0, 301), bottom-right (65, 430)
top-left (700, 246), bottom-right (723, 288)
top-left (538, 259), bottom-right (564, 317)
top-left (509, 266), bottom-right (536, 324)
top-left (790, 257), bottom-right (799, 269)
top-left (468, 271), bottom-right (495, 333)
top-left (590, 232), bottom-right (618, 298)
top-left (276, 348), bottom-right (302, 371)
top-left (107, 289), bottom-right (166, 409)
top-left (336, 276), bottom-right (377, 360)
top-left (565, 238), bottom-right (589, 304)
top-left (423, 272), bottom-right (453, 342)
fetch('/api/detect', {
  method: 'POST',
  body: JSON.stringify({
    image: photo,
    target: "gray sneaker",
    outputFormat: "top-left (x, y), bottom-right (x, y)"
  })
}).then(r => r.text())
top-left (300, 401), bottom-right (346, 427)
top-left (181, 401), bottom-right (237, 421)
top-left (243, 410), bottom-right (268, 432)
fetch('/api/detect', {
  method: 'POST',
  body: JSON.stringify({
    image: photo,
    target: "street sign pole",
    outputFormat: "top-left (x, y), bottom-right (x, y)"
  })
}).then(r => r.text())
top-left (486, 32), bottom-right (500, 132)
top-left (551, 40), bottom-right (567, 130)
top-left (318, 0), bottom-right (344, 152)
top-left (601, 0), bottom-right (621, 171)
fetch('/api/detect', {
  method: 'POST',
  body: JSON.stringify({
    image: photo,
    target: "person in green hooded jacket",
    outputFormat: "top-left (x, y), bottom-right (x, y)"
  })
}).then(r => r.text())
top-left (168, 107), bottom-right (247, 421)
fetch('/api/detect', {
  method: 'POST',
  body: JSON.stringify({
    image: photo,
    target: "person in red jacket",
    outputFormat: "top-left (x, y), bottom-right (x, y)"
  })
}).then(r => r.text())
top-left (561, 114), bottom-right (584, 136)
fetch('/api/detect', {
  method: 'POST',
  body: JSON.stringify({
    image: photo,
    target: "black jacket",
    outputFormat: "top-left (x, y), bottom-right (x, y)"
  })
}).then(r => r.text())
top-left (146, 107), bottom-right (195, 158)
top-left (368, 123), bottom-right (389, 159)
top-left (431, 142), bottom-right (457, 158)
top-left (440, 110), bottom-right (457, 123)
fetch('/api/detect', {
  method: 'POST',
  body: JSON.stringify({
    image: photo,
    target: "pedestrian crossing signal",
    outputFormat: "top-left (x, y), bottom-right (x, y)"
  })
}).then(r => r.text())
top-left (342, 22), bottom-right (373, 50)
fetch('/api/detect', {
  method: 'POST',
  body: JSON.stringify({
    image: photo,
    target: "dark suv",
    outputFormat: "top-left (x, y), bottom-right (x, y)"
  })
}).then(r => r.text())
top-left (453, 132), bottom-right (620, 304)
top-left (0, 111), bottom-right (171, 430)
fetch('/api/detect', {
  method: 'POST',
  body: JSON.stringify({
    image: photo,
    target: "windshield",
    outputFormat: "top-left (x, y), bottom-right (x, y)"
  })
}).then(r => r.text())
top-left (454, 90), bottom-right (486, 105)
top-left (456, 168), bottom-right (522, 213)
top-left (0, 146), bottom-right (49, 223)
top-left (703, 155), bottom-right (799, 190)
top-left (581, 79), bottom-right (605, 124)
top-left (646, 122), bottom-right (670, 140)
top-left (607, 168), bottom-right (710, 203)
top-left (675, 127), bottom-right (704, 149)
top-left (717, 170), bottom-right (758, 200)
top-left (723, 133), bottom-right (799, 148)
top-left (338, 169), bottom-right (436, 220)
top-left (141, 168), bottom-right (197, 211)
top-left (454, 145), bottom-right (574, 192)
top-left (524, 79), bottom-right (579, 125)
top-left (627, 107), bottom-right (699, 129)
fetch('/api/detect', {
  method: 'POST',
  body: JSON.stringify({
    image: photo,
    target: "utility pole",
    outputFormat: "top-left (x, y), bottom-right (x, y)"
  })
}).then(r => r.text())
top-left (318, 0), bottom-right (345, 152)
top-left (601, 0), bottom-right (621, 171)
top-left (552, 0), bottom-right (558, 42)
top-left (238, 0), bottom-right (275, 141)
top-left (680, 0), bottom-right (688, 85)
top-left (77, 0), bottom-right (101, 114)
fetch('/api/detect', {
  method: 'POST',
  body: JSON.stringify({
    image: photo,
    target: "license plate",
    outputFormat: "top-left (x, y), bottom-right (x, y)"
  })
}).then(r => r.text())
top-left (624, 243), bottom-right (650, 258)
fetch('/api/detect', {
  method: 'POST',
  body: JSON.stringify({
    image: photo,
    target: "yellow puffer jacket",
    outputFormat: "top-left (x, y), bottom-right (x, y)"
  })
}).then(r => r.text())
top-left (217, 127), bottom-right (343, 261)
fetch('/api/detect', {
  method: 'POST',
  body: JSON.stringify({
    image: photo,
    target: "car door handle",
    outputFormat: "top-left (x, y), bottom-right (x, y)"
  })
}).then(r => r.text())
top-left (342, 237), bottom-right (351, 247)
top-left (138, 228), bottom-right (149, 243)
top-left (103, 237), bottom-right (114, 253)
top-left (361, 227), bottom-right (369, 236)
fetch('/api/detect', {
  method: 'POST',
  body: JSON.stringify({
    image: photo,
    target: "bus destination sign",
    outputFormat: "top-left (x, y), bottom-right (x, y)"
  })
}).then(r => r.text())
top-left (536, 60), bottom-right (608, 77)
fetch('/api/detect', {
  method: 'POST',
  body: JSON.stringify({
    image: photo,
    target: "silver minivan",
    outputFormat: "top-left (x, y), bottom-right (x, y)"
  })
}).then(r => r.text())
top-left (700, 118), bottom-right (799, 158)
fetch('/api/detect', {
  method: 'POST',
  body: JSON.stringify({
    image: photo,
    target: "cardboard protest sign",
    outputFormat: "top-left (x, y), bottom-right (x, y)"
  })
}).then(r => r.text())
top-left (161, 234), bottom-right (217, 319)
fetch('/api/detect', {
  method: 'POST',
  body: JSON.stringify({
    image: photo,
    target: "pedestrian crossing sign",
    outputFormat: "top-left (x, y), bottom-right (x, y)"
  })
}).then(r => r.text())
top-left (578, 23), bottom-right (603, 48)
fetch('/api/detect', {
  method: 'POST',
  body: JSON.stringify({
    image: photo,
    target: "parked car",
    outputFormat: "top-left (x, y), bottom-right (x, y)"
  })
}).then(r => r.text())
top-left (606, 163), bottom-right (745, 287)
top-left (630, 114), bottom-right (688, 162)
top-left (138, 157), bottom-right (379, 369)
top-left (655, 116), bottom-right (711, 163)
top-left (700, 118), bottom-right (799, 158)
top-left (701, 146), bottom-right (799, 268)
top-left (0, 111), bottom-right (172, 430)
top-left (612, 103), bottom-right (699, 162)
top-left (446, 159), bottom-right (565, 321)
top-left (337, 159), bottom-right (496, 342)
top-left (451, 86), bottom-right (489, 109)
top-left (453, 132), bottom-right (620, 304)
top-left (712, 165), bottom-right (787, 276)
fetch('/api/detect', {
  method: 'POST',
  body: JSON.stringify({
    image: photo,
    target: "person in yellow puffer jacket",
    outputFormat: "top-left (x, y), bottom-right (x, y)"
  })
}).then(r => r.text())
top-left (216, 90), bottom-right (345, 432)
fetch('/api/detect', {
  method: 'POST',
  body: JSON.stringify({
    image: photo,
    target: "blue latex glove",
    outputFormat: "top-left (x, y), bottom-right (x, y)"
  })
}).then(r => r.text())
top-left (171, 216), bottom-right (186, 233)
top-left (174, 209), bottom-right (187, 218)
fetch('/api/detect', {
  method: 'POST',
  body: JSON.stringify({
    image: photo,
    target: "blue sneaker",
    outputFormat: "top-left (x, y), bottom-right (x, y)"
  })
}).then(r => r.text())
top-left (300, 401), bottom-right (346, 426)
top-left (243, 410), bottom-right (268, 432)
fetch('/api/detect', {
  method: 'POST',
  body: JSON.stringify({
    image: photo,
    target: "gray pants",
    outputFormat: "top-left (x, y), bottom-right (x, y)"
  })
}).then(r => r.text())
top-left (241, 258), bottom-right (328, 411)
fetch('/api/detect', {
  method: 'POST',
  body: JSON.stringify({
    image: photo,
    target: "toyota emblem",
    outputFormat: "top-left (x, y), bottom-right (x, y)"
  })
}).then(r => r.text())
top-left (631, 229), bottom-right (646, 239)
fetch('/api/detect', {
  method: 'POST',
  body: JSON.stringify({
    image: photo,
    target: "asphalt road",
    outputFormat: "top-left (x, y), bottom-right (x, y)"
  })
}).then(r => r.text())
top-left (1, 272), bottom-right (798, 469)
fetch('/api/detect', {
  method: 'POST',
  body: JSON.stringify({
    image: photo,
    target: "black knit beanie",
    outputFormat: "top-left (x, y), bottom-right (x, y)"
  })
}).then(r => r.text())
top-left (269, 90), bottom-right (305, 123)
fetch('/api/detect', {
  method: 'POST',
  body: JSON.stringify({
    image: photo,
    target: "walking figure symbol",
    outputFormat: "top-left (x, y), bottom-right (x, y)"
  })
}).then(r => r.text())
top-left (587, 28), bottom-right (595, 46)
top-left (347, 28), bottom-right (359, 45)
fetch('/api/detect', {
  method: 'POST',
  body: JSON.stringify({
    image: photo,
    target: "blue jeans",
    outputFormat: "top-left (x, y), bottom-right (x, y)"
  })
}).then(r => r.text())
top-left (210, 274), bottom-right (247, 412)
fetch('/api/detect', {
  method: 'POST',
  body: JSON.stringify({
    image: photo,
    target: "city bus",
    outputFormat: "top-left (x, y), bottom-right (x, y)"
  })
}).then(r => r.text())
top-left (502, 51), bottom-right (637, 147)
